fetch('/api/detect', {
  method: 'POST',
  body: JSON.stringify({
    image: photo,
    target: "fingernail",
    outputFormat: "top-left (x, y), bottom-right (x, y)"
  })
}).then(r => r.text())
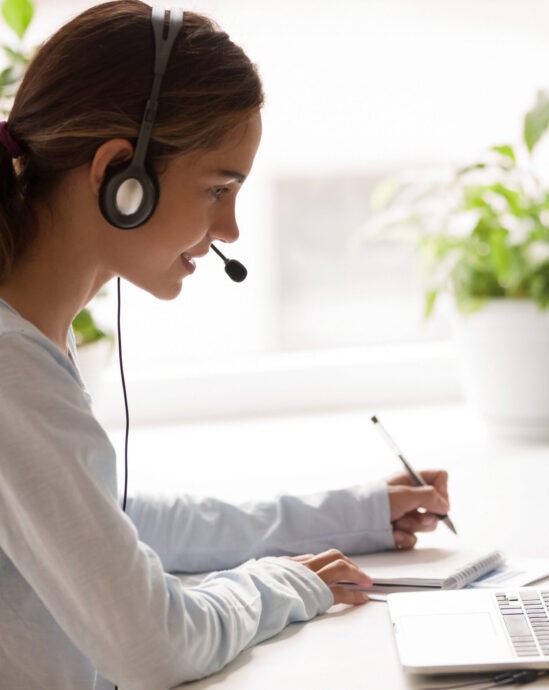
top-left (423, 515), bottom-right (437, 527)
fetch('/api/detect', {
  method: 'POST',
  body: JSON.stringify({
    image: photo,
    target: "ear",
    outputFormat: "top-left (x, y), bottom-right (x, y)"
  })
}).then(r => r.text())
top-left (89, 139), bottom-right (134, 195)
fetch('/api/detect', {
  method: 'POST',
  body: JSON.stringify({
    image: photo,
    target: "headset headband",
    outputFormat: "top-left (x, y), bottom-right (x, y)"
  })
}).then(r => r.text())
top-left (132, 7), bottom-right (184, 169)
top-left (99, 7), bottom-right (184, 229)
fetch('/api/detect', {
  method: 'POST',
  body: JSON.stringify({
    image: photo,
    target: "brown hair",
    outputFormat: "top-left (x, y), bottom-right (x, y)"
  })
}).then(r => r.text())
top-left (0, 0), bottom-right (263, 279)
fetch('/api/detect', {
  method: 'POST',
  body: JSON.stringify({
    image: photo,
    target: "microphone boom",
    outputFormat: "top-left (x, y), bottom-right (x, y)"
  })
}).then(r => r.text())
top-left (211, 244), bottom-right (247, 282)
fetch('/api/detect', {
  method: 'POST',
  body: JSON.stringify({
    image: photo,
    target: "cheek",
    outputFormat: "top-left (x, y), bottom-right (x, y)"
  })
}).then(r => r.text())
top-left (155, 199), bottom-right (210, 248)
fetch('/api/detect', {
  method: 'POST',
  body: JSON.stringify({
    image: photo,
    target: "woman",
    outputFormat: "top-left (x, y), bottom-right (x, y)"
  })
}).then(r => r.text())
top-left (0, 2), bottom-right (451, 689)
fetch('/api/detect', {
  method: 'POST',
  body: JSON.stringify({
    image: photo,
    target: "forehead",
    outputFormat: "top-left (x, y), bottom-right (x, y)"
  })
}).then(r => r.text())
top-left (207, 111), bottom-right (262, 173)
top-left (178, 111), bottom-right (262, 179)
top-left (166, 112), bottom-right (261, 182)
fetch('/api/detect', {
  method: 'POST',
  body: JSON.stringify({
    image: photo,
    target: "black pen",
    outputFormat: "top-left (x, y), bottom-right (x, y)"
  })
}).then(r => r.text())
top-left (371, 415), bottom-right (458, 535)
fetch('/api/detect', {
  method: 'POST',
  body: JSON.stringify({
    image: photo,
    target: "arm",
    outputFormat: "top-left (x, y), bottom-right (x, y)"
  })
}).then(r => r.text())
top-left (127, 465), bottom-right (451, 574)
top-left (126, 483), bottom-right (395, 573)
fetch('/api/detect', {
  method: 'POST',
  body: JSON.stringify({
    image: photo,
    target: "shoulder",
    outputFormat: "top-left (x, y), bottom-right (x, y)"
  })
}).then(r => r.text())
top-left (0, 299), bottom-right (81, 392)
top-left (0, 301), bottom-right (99, 447)
top-left (0, 300), bottom-right (117, 497)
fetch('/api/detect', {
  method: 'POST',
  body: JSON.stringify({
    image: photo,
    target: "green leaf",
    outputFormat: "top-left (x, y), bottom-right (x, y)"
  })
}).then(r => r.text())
top-left (424, 290), bottom-right (438, 318)
top-left (490, 182), bottom-right (522, 215)
top-left (0, 66), bottom-right (14, 89)
top-left (455, 294), bottom-right (487, 315)
top-left (1, 0), bottom-right (34, 40)
top-left (524, 90), bottom-right (549, 153)
top-left (457, 162), bottom-right (487, 177)
top-left (492, 144), bottom-right (516, 164)
top-left (3, 44), bottom-right (29, 64)
top-left (72, 308), bottom-right (111, 346)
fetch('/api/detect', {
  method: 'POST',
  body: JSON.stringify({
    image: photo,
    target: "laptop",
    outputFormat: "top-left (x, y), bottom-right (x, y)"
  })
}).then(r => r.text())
top-left (387, 588), bottom-right (549, 674)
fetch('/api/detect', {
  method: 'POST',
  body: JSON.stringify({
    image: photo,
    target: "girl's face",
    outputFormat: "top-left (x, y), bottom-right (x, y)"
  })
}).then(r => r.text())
top-left (101, 110), bottom-right (262, 300)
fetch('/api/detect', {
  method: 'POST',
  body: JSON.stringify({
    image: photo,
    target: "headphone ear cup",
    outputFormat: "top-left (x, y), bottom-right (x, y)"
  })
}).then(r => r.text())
top-left (99, 163), bottom-right (159, 230)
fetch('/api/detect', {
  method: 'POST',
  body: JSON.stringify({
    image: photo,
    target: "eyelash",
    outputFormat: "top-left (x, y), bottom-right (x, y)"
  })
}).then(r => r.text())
top-left (211, 186), bottom-right (230, 201)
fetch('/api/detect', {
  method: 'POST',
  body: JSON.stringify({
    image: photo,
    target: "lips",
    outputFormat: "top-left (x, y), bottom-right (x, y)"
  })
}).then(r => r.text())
top-left (180, 253), bottom-right (196, 274)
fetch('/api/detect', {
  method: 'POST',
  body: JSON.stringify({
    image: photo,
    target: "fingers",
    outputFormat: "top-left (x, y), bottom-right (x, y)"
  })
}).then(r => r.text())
top-left (299, 549), bottom-right (357, 573)
top-left (330, 586), bottom-right (373, 606)
top-left (386, 468), bottom-right (451, 550)
top-left (294, 549), bottom-right (373, 606)
top-left (387, 469), bottom-right (449, 501)
top-left (387, 483), bottom-right (450, 522)
top-left (387, 469), bottom-right (449, 500)
top-left (393, 528), bottom-right (417, 550)
top-left (393, 511), bottom-right (439, 534)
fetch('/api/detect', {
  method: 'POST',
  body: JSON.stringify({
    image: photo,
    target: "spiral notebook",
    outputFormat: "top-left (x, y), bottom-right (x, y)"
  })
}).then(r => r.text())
top-left (353, 547), bottom-right (505, 592)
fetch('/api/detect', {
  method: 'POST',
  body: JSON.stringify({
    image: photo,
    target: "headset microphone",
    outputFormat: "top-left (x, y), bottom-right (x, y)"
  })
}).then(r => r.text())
top-left (211, 244), bottom-right (247, 282)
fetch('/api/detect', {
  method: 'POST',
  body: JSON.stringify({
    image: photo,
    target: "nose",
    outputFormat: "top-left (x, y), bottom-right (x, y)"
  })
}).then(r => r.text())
top-left (209, 202), bottom-right (239, 244)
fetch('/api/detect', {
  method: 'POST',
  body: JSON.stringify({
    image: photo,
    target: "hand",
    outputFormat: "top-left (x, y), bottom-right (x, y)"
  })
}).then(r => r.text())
top-left (289, 549), bottom-right (372, 606)
top-left (387, 470), bottom-right (450, 550)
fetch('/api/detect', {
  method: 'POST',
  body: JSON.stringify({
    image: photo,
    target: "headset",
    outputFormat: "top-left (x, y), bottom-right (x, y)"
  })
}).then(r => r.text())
top-left (99, 6), bottom-right (183, 230)
top-left (98, 5), bottom-right (248, 282)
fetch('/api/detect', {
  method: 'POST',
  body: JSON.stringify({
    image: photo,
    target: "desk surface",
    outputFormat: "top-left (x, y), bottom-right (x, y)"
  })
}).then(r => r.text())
top-left (185, 595), bottom-right (411, 690)
top-left (107, 402), bottom-right (549, 689)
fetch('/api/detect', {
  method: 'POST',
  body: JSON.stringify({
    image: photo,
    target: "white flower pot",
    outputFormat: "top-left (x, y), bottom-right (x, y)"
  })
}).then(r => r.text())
top-left (451, 299), bottom-right (549, 440)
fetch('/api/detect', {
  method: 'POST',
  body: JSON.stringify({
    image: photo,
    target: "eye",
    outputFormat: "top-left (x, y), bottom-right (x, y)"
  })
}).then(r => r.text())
top-left (211, 186), bottom-right (230, 201)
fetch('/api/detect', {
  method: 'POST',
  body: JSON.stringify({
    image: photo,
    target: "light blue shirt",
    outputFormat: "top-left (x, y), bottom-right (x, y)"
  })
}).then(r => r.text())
top-left (0, 299), bottom-right (394, 690)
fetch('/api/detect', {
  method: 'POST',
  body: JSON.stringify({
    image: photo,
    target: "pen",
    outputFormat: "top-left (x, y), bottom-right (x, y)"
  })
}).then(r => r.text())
top-left (371, 415), bottom-right (458, 535)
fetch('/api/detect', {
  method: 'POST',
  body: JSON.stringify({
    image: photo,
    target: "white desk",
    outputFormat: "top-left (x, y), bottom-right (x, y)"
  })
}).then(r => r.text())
top-left (107, 402), bottom-right (549, 689)
top-left (182, 593), bottom-right (409, 690)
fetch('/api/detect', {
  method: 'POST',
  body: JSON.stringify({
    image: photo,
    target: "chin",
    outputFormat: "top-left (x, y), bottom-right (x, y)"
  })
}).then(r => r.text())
top-left (125, 270), bottom-right (184, 300)
top-left (155, 284), bottom-right (183, 300)
top-left (139, 279), bottom-right (183, 301)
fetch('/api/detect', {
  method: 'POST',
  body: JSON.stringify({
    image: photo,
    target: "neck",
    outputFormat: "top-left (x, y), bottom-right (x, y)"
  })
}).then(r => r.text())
top-left (0, 187), bottom-right (113, 353)
top-left (1, 259), bottom-right (110, 354)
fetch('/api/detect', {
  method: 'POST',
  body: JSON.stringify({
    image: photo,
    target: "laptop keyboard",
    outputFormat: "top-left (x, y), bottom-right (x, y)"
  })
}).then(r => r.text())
top-left (497, 591), bottom-right (549, 657)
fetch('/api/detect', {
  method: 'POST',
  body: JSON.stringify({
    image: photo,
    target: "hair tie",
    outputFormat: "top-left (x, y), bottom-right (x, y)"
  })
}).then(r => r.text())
top-left (0, 121), bottom-right (22, 159)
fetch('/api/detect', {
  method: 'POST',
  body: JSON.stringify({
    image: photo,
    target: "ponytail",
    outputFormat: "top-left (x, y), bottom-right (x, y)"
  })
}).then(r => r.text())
top-left (0, 128), bottom-right (28, 281)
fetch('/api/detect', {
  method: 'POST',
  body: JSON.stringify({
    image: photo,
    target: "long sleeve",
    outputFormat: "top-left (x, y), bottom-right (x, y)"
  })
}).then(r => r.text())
top-left (126, 484), bottom-right (395, 573)
top-left (0, 321), bottom-right (333, 690)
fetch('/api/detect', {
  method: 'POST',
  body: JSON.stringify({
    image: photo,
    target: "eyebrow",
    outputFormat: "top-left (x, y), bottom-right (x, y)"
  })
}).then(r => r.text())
top-left (216, 169), bottom-right (247, 184)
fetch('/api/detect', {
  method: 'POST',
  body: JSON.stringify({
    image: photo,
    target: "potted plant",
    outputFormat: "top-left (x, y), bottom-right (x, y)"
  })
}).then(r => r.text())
top-left (1, 0), bottom-right (114, 382)
top-left (363, 91), bottom-right (549, 439)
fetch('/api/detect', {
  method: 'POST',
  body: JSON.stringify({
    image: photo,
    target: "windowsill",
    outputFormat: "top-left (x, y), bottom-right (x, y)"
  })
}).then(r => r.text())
top-left (91, 340), bottom-right (463, 429)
